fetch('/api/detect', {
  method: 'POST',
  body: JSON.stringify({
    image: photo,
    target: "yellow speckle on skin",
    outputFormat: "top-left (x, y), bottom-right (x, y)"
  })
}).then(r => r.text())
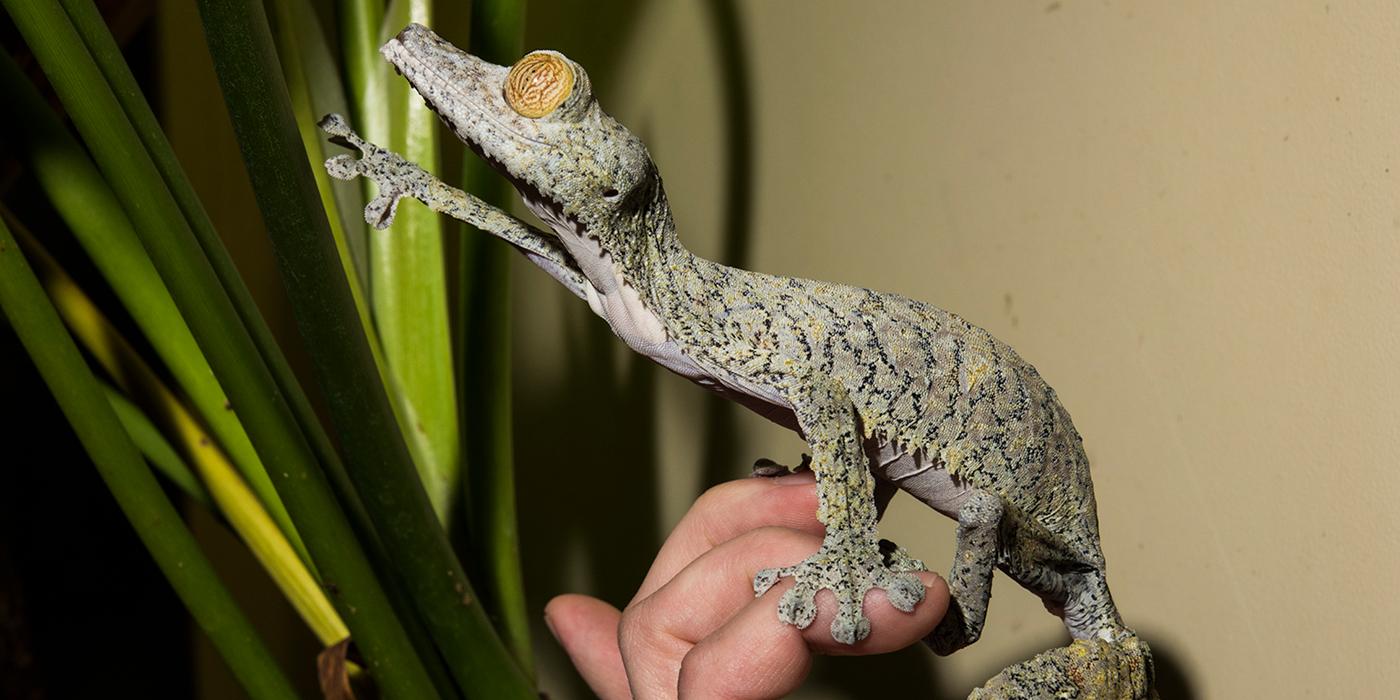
top-left (941, 445), bottom-right (965, 476)
top-left (965, 360), bottom-right (991, 392)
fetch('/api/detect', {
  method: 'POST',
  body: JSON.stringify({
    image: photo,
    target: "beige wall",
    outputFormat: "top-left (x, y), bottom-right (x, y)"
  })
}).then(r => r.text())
top-left (515, 2), bottom-right (1400, 697)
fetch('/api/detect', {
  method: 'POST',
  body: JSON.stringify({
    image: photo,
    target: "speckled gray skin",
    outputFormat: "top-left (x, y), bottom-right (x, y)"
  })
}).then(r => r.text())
top-left (323, 23), bottom-right (1154, 698)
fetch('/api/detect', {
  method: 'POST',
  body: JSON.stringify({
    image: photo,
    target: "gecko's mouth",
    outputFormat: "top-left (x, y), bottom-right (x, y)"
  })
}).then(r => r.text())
top-left (452, 117), bottom-right (581, 237)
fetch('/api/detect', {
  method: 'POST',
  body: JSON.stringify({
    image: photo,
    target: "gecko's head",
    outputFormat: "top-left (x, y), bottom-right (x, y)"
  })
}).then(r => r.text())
top-left (382, 24), bottom-right (663, 249)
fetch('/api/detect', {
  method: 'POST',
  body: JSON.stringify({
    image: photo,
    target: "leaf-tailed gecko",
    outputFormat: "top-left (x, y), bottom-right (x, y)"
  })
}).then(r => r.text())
top-left (321, 24), bottom-right (1155, 698)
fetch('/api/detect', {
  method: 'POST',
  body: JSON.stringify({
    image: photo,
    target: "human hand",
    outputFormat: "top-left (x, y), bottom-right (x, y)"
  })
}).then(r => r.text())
top-left (544, 471), bottom-right (949, 699)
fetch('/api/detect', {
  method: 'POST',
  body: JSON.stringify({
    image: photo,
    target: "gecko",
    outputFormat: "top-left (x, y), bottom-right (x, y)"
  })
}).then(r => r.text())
top-left (321, 24), bottom-right (1155, 698)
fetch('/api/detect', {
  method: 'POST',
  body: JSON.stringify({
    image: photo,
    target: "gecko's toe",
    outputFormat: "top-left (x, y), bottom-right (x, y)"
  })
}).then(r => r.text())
top-left (830, 610), bottom-right (871, 645)
top-left (753, 567), bottom-right (782, 596)
top-left (365, 194), bottom-right (401, 229)
top-left (751, 458), bottom-right (788, 478)
top-left (317, 113), bottom-right (351, 137)
top-left (879, 572), bottom-right (926, 613)
top-left (759, 536), bottom-right (924, 644)
top-left (325, 154), bottom-right (364, 181)
top-left (777, 582), bottom-right (818, 629)
top-left (750, 453), bottom-right (813, 478)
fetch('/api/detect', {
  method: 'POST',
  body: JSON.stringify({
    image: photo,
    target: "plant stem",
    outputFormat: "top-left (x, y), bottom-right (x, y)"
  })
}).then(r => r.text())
top-left (0, 217), bottom-right (299, 700)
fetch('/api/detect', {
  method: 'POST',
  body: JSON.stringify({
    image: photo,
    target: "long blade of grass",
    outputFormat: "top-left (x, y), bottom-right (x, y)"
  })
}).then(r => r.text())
top-left (367, 0), bottom-right (461, 520)
top-left (193, 0), bottom-right (533, 694)
top-left (0, 217), bottom-right (299, 700)
top-left (104, 384), bottom-right (214, 509)
top-left (12, 221), bottom-right (349, 647)
top-left (268, 0), bottom-right (370, 295)
top-left (55, 0), bottom-right (372, 551)
top-left (458, 0), bottom-right (532, 675)
top-left (338, 0), bottom-right (386, 132)
top-left (4, 4), bottom-right (437, 695)
top-left (0, 49), bottom-right (308, 564)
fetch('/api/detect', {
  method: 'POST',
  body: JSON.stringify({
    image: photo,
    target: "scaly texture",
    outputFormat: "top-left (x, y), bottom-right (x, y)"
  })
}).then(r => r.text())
top-left (323, 23), bottom-right (1155, 698)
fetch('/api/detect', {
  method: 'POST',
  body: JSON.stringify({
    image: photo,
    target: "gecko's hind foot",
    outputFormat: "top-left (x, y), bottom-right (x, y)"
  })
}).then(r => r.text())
top-left (750, 453), bottom-right (812, 478)
top-left (753, 535), bottom-right (925, 644)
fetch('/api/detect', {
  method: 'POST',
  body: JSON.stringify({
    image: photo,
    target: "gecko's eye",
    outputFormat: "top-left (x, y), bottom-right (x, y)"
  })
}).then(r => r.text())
top-left (505, 52), bottom-right (574, 119)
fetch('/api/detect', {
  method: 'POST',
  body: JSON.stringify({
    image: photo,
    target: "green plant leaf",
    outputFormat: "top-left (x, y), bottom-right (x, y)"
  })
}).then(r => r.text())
top-left (0, 48), bottom-right (308, 565)
top-left (55, 0), bottom-right (371, 549)
top-left (269, 0), bottom-right (370, 296)
top-left (0, 217), bottom-right (299, 700)
top-left (10, 220), bottom-right (349, 648)
top-left (6, 2), bottom-right (437, 695)
top-left (458, 0), bottom-right (533, 676)
top-left (192, 0), bottom-right (534, 695)
top-left (367, 0), bottom-right (462, 520)
top-left (104, 384), bottom-right (214, 509)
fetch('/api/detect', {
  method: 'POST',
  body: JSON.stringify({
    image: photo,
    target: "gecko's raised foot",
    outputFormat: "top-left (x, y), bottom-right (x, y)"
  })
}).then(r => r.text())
top-left (753, 535), bottom-right (925, 644)
top-left (318, 113), bottom-right (419, 229)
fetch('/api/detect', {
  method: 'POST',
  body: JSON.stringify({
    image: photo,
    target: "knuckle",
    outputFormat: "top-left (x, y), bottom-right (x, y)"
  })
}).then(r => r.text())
top-left (616, 602), bottom-right (659, 661)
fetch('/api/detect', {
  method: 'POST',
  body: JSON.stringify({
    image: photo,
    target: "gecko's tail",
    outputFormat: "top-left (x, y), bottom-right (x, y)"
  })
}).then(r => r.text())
top-left (970, 632), bottom-right (1156, 700)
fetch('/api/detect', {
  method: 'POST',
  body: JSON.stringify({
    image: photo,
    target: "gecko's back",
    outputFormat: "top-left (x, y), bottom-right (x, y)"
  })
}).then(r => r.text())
top-left (671, 265), bottom-right (1107, 572)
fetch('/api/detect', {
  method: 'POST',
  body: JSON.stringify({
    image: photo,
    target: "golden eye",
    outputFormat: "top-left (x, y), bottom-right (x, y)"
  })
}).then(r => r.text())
top-left (505, 52), bottom-right (574, 118)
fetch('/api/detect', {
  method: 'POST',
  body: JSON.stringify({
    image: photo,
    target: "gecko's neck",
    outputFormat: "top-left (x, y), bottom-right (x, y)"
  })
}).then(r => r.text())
top-left (592, 177), bottom-right (719, 311)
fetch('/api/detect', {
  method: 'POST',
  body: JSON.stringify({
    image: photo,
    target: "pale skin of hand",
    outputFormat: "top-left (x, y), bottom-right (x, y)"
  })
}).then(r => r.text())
top-left (544, 471), bottom-right (951, 699)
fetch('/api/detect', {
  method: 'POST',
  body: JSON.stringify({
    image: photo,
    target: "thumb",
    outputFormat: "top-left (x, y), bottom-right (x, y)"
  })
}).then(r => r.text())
top-left (545, 594), bottom-right (631, 699)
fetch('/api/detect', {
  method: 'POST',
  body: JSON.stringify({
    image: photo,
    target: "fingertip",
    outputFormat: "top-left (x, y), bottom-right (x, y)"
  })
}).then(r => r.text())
top-left (544, 595), bottom-right (631, 700)
top-left (807, 571), bottom-right (950, 656)
top-left (678, 592), bottom-right (814, 699)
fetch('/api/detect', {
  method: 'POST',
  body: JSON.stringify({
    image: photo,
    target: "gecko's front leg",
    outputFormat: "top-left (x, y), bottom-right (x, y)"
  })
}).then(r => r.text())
top-left (317, 113), bottom-right (589, 299)
top-left (753, 380), bottom-right (928, 644)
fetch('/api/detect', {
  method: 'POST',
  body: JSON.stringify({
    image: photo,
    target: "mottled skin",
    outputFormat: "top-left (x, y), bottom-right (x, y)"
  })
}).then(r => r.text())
top-left (323, 24), bottom-right (1154, 698)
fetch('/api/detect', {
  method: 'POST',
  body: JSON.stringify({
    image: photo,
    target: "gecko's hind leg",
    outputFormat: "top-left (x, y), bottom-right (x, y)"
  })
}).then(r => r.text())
top-left (752, 381), bottom-right (926, 645)
top-left (926, 489), bottom-right (1004, 655)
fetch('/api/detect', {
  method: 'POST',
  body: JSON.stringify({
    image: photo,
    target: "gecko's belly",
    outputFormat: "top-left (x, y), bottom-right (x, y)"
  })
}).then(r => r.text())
top-left (870, 442), bottom-right (976, 520)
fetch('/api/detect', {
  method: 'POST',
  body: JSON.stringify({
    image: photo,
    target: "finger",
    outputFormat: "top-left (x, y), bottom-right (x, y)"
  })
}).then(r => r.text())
top-left (545, 594), bottom-right (631, 700)
top-left (633, 472), bottom-right (820, 604)
top-left (620, 527), bottom-right (822, 699)
top-left (677, 572), bottom-right (949, 699)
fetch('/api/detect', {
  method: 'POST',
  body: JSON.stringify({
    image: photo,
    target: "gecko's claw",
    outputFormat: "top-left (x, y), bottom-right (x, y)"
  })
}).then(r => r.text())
top-left (754, 536), bottom-right (925, 645)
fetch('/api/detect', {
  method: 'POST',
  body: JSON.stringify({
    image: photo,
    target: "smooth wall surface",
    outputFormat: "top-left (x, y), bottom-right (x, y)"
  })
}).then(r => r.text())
top-left (512, 2), bottom-right (1400, 697)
